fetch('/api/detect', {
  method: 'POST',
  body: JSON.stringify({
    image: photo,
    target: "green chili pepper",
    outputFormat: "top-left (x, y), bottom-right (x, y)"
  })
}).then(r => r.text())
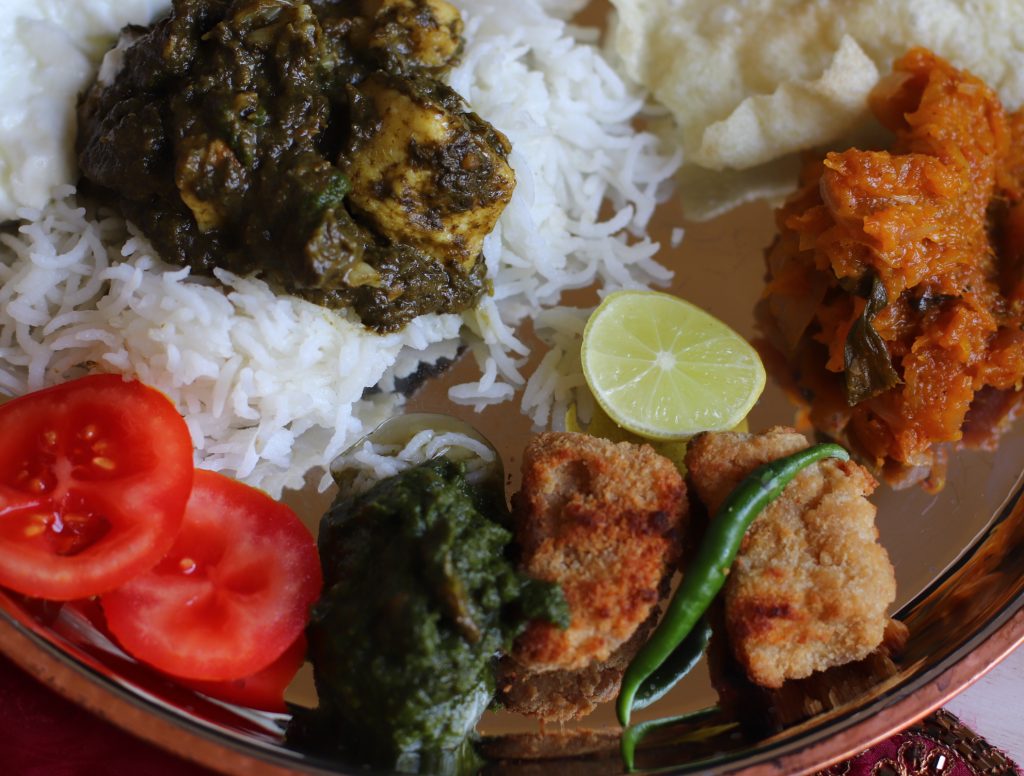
top-left (616, 442), bottom-right (850, 726)
top-left (632, 617), bottom-right (711, 712)
top-left (620, 705), bottom-right (721, 771)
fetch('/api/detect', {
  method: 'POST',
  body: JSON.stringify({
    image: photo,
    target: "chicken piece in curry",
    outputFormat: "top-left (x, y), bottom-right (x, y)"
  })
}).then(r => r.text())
top-left (760, 49), bottom-right (1024, 488)
top-left (77, 0), bottom-right (515, 332)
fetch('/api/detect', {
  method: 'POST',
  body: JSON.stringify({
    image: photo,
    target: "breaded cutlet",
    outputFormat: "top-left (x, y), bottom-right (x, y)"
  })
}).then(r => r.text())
top-left (685, 426), bottom-right (896, 689)
top-left (495, 613), bottom-right (655, 722)
top-left (510, 432), bottom-right (686, 672)
top-left (498, 432), bottom-right (686, 719)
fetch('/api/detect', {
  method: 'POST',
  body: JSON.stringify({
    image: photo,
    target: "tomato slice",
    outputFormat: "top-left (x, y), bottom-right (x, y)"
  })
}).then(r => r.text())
top-left (101, 470), bottom-right (322, 681)
top-left (61, 597), bottom-right (305, 712)
top-left (182, 635), bottom-right (307, 712)
top-left (0, 375), bottom-right (193, 600)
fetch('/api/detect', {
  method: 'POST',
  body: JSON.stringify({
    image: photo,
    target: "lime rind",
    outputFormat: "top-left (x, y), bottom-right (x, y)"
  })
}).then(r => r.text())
top-left (581, 291), bottom-right (766, 440)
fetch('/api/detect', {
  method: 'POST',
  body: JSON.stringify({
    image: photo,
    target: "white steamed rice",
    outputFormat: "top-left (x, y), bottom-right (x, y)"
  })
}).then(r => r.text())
top-left (0, 0), bottom-right (680, 497)
top-left (521, 305), bottom-right (595, 430)
top-left (447, 0), bottom-right (679, 408)
top-left (0, 191), bottom-right (462, 495)
top-left (333, 429), bottom-right (499, 498)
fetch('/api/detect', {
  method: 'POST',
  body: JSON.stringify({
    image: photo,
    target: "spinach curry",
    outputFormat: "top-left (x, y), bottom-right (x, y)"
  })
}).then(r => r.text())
top-left (301, 458), bottom-right (568, 768)
top-left (77, 0), bottom-right (515, 331)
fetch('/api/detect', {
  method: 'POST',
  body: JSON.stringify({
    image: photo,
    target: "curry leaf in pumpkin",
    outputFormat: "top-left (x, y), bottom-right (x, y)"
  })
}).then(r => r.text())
top-left (844, 274), bottom-right (901, 405)
top-left (911, 288), bottom-right (958, 315)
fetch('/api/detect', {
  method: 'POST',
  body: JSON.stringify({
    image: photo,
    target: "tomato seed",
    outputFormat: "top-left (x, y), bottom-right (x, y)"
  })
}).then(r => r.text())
top-left (92, 457), bottom-right (116, 471)
top-left (22, 513), bottom-right (50, 539)
top-left (80, 425), bottom-right (98, 441)
top-left (179, 557), bottom-right (197, 575)
top-left (42, 430), bottom-right (57, 447)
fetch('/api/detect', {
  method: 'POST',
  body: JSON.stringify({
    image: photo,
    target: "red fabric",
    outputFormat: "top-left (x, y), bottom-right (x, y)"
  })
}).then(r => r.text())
top-left (0, 652), bottom-right (214, 775)
top-left (818, 712), bottom-right (1023, 776)
top-left (821, 734), bottom-right (979, 776)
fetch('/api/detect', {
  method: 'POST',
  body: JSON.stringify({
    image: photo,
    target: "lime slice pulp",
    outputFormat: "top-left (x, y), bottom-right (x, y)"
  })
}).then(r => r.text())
top-left (580, 291), bottom-right (766, 440)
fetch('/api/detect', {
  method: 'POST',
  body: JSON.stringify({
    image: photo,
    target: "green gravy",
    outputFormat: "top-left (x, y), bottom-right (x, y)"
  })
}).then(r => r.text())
top-left (301, 457), bottom-right (567, 768)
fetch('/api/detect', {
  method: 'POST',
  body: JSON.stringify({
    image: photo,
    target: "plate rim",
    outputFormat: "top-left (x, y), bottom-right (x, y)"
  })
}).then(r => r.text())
top-left (1, 542), bottom-right (1022, 776)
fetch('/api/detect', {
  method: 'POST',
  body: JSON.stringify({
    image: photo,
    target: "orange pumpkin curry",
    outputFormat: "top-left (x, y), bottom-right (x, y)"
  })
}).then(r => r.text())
top-left (760, 49), bottom-right (1024, 489)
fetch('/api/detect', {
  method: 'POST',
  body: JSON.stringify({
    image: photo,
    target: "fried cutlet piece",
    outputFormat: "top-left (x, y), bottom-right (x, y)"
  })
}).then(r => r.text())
top-left (510, 432), bottom-right (686, 673)
top-left (685, 426), bottom-right (895, 689)
top-left (496, 652), bottom-right (629, 722)
top-left (495, 610), bottom-right (656, 721)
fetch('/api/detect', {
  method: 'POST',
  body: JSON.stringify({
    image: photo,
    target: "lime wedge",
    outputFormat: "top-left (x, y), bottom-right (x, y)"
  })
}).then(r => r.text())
top-left (581, 291), bottom-right (765, 440)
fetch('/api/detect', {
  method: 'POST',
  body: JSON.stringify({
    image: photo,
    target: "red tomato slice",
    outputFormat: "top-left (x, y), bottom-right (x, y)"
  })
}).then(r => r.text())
top-left (101, 470), bottom-right (322, 681)
top-left (0, 375), bottom-right (193, 600)
top-left (182, 635), bottom-right (307, 712)
top-left (62, 597), bottom-right (305, 712)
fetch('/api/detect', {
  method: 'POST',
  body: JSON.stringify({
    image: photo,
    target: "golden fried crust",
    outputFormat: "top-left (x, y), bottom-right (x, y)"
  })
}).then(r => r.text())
top-left (510, 432), bottom-right (686, 673)
top-left (685, 427), bottom-right (896, 689)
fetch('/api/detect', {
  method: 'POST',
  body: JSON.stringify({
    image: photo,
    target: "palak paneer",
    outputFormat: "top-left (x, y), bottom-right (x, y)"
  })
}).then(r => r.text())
top-left (77, 0), bottom-right (515, 331)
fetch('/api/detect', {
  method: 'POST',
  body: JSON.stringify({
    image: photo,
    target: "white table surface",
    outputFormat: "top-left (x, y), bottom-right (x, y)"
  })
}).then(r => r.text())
top-left (944, 642), bottom-right (1024, 763)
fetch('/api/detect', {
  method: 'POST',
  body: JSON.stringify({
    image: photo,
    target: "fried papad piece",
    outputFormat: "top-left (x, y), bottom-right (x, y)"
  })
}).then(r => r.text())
top-left (685, 426), bottom-right (895, 689)
top-left (510, 432), bottom-right (686, 675)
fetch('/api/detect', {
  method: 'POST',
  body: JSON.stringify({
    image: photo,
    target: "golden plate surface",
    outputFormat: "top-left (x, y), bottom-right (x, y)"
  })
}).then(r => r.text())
top-left (2, 4), bottom-right (1024, 772)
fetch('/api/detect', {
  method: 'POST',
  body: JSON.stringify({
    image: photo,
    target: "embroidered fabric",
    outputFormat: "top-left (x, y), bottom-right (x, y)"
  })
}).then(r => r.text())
top-left (819, 711), bottom-right (1021, 776)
